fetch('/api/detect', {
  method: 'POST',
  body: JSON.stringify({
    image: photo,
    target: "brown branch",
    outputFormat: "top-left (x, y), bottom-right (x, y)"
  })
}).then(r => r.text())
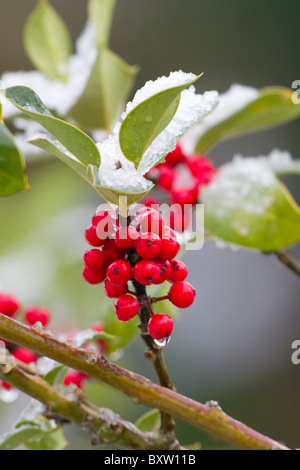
top-left (274, 249), bottom-right (300, 277)
top-left (0, 313), bottom-right (289, 450)
top-left (0, 363), bottom-right (183, 450)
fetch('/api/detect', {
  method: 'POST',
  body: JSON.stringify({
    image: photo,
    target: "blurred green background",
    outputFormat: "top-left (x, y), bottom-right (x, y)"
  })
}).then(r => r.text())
top-left (0, 0), bottom-right (299, 450)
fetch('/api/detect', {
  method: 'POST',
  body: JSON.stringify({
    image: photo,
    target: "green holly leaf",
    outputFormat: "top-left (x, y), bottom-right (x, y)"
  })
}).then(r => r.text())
top-left (68, 48), bottom-right (138, 132)
top-left (135, 409), bottom-right (160, 432)
top-left (88, 0), bottom-right (117, 46)
top-left (24, 426), bottom-right (67, 450)
top-left (0, 121), bottom-right (29, 196)
top-left (44, 364), bottom-right (68, 385)
top-left (24, 0), bottom-right (72, 81)
top-left (196, 87), bottom-right (300, 153)
top-left (2, 86), bottom-right (100, 167)
top-left (119, 74), bottom-right (203, 169)
top-left (202, 157), bottom-right (300, 251)
top-left (0, 427), bottom-right (43, 450)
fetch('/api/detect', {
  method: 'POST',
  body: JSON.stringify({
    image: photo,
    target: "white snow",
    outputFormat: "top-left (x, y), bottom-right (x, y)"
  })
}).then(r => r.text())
top-left (1, 21), bottom-right (97, 119)
top-left (181, 83), bottom-right (258, 154)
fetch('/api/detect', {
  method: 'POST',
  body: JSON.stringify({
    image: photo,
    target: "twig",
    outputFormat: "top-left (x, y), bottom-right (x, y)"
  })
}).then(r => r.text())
top-left (273, 249), bottom-right (300, 278)
top-left (0, 363), bottom-right (183, 450)
top-left (0, 313), bottom-right (289, 450)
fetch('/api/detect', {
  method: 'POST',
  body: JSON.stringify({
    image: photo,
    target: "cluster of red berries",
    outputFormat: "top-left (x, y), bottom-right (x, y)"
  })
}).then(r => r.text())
top-left (0, 292), bottom-right (51, 392)
top-left (144, 142), bottom-right (217, 232)
top-left (83, 206), bottom-right (196, 342)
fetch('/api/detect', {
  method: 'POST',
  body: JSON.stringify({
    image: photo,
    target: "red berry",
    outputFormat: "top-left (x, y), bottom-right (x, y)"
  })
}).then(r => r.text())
top-left (169, 209), bottom-right (191, 233)
top-left (142, 195), bottom-right (159, 208)
top-left (159, 236), bottom-right (180, 260)
top-left (157, 165), bottom-right (176, 191)
top-left (91, 323), bottom-right (108, 353)
top-left (106, 260), bottom-right (132, 286)
top-left (13, 347), bottom-right (37, 364)
top-left (85, 224), bottom-right (105, 247)
top-left (188, 155), bottom-right (217, 184)
top-left (165, 143), bottom-right (186, 166)
top-left (83, 249), bottom-right (106, 271)
top-left (115, 226), bottom-right (139, 249)
top-left (140, 211), bottom-right (165, 237)
top-left (1, 381), bottom-right (13, 391)
top-left (148, 314), bottom-right (173, 340)
top-left (64, 369), bottom-right (88, 389)
top-left (171, 185), bottom-right (198, 207)
top-left (133, 260), bottom-right (161, 286)
top-left (136, 233), bottom-right (162, 259)
top-left (168, 260), bottom-right (188, 283)
top-left (152, 259), bottom-right (171, 284)
top-left (24, 306), bottom-right (51, 326)
top-left (82, 266), bottom-right (106, 284)
top-left (102, 240), bottom-right (126, 265)
top-left (0, 293), bottom-right (20, 317)
top-left (104, 279), bottom-right (128, 298)
top-left (169, 281), bottom-right (195, 308)
top-left (163, 226), bottom-right (177, 239)
top-left (93, 210), bottom-right (119, 241)
top-left (114, 295), bottom-right (140, 322)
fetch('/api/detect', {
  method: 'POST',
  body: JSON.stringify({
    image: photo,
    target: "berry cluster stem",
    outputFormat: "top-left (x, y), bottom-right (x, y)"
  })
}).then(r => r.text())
top-left (131, 277), bottom-right (177, 440)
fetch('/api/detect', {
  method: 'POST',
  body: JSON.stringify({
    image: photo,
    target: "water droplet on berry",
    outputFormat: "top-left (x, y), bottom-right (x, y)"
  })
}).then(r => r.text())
top-left (153, 336), bottom-right (171, 348)
top-left (0, 388), bottom-right (19, 403)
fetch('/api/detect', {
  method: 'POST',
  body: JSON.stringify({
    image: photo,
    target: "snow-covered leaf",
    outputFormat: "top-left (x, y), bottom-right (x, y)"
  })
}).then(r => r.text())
top-left (24, 0), bottom-right (72, 82)
top-left (68, 48), bottom-right (137, 131)
top-left (119, 71), bottom-right (218, 171)
top-left (24, 426), bottom-right (67, 451)
top-left (0, 427), bottom-right (43, 450)
top-left (182, 85), bottom-right (300, 154)
top-left (88, 164), bottom-right (153, 206)
top-left (88, 0), bottom-right (117, 46)
top-left (0, 121), bottom-right (29, 196)
top-left (2, 86), bottom-right (100, 167)
top-left (202, 154), bottom-right (300, 251)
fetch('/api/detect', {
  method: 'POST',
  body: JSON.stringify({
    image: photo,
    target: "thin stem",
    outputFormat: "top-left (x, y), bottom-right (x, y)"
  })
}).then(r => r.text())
top-left (0, 314), bottom-right (290, 450)
top-left (151, 295), bottom-right (169, 303)
top-left (0, 363), bottom-right (183, 450)
top-left (131, 277), bottom-right (178, 441)
top-left (273, 249), bottom-right (300, 277)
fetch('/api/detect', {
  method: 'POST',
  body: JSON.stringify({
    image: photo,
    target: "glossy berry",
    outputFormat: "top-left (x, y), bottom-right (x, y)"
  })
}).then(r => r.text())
top-left (0, 293), bottom-right (20, 318)
top-left (152, 259), bottom-right (171, 284)
top-left (83, 266), bottom-right (106, 284)
top-left (85, 224), bottom-right (105, 247)
top-left (91, 323), bottom-right (108, 353)
top-left (171, 185), bottom-right (198, 207)
top-left (136, 232), bottom-right (162, 259)
top-left (64, 369), bottom-right (88, 389)
top-left (188, 155), bottom-right (217, 184)
top-left (114, 295), bottom-right (140, 322)
top-left (169, 281), bottom-right (195, 308)
top-left (159, 236), bottom-right (180, 260)
top-left (133, 260), bottom-right (161, 285)
top-left (140, 210), bottom-right (165, 237)
top-left (169, 209), bottom-right (191, 233)
top-left (148, 314), bottom-right (173, 340)
top-left (157, 165), bottom-right (176, 191)
top-left (24, 306), bottom-right (51, 327)
top-left (93, 210), bottom-right (119, 241)
top-left (115, 226), bottom-right (139, 249)
top-left (162, 226), bottom-right (176, 239)
top-left (104, 279), bottom-right (128, 298)
top-left (13, 347), bottom-right (37, 364)
top-left (168, 260), bottom-right (188, 283)
top-left (83, 249), bottom-right (106, 271)
top-left (1, 381), bottom-right (13, 391)
top-left (102, 239), bottom-right (126, 265)
top-left (165, 143), bottom-right (186, 166)
top-left (106, 260), bottom-right (132, 286)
